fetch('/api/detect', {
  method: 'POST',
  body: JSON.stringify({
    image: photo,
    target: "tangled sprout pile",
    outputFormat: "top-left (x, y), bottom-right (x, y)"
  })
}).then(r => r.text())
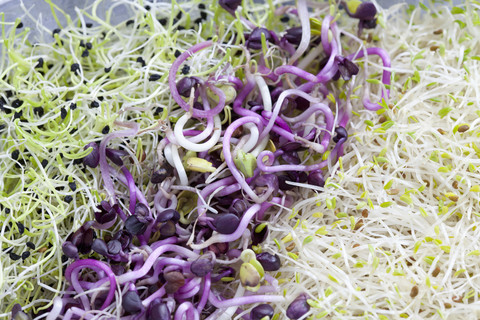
top-left (1, 0), bottom-right (392, 319)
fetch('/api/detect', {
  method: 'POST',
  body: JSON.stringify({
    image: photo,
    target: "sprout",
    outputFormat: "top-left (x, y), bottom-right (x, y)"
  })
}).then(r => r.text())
top-left (286, 294), bottom-right (310, 319)
top-left (122, 291), bottom-right (144, 313)
top-left (251, 304), bottom-right (275, 320)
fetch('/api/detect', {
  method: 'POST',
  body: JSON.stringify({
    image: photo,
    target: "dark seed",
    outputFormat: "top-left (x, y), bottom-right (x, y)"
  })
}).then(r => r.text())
top-left (280, 15), bottom-right (289, 23)
top-left (122, 291), bottom-right (144, 313)
top-left (126, 19), bottom-right (134, 26)
top-left (36, 58), bottom-right (44, 68)
top-left (70, 102), bottom-right (77, 110)
top-left (52, 28), bottom-right (61, 36)
top-left (136, 57), bottom-right (146, 67)
top-left (21, 251), bottom-right (30, 260)
top-left (181, 65), bottom-right (190, 75)
top-left (284, 27), bottom-right (303, 45)
top-left (86, 22), bottom-right (93, 28)
top-left (68, 182), bottom-right (77, 191)
top-left (102, 125), bottom-right (110, 134)
top-left (11, 149), bottom-right (19, 160)
top-left (9, 252), bottom-right (21, 260)
top-left (251, 304), bottom-right (275, 320)
top-left (26, 242), bottom-right (36, 250)
top-left (12, 99), bottom-right (23, 108)
top-left (16, 222), bottom-right (25, 234)
top-left (158, 18), bottom-right (167, 25)
top-left (64, 195), bottom-right (73, 203)
top-left (60, 107), bottom-right (67, 119)
top-left (149, 74), bottom-right (161, 81)
top-left (174, 50), bottom-right (181, 58)
top-left (251, 223), bottom-right (268, 245)
top-left (200, 11), bottom-right (207, 20)
top-left (81, 49), bottom-right (89, 57)
top-left (79, 40), bottom-right (85, 47)
top-left (246, 27), bottom-right (272, 50)
top-left (215, 213), bottom-right (240, 234)
top-left (41, 159), bottom-right (48, 168)
top-left (16, 22), bottom-right (23, 29)
top-left (70, 63), bottom-right (80, 73)
top-left (90, 101), bottom-right (99, 108)
top-left (190, 257), bottom-right (214, 277)
top-left (256, 252), bottom-right (281, 271)
top-left (104, 66), bottom-right (112, 73)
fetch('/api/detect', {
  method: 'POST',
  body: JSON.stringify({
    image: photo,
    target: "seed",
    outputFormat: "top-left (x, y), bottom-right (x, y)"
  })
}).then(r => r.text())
top-left (69, 182), bottom-right (77, 191)
top-left (452, 181), bottom-right (459, 189)
top-left (136, 57), bottom-right (146, 67)
top-left (280, 15), bottom-right (289, 23)
top-left (9, 252), bottom-right (21, 260)
top-left (362, 209), bottom-right (368, 218)
top-left (433, 29), bottom-right (443, 35)
top-left (86, 22), bottom-right (93, 28)
top-left (410, 285), bottom-right (419, 298)
top-left (432, 266), bottom-right (441, 277)
top-left (52, 28), bottom-right (61, 36)
top-left (22, 251), bottom-right (30, 260)
top-left (448, 194), bottom-right (458, 202)
top-left (86, 42), bottom-right (92, 50)
top-left (174, 50), bottom-right (181, 58)
top-left (64, 195), bottom-right (73, 203)
top-left (26, 242), bottom-right (36, 250)
top-left (444, 303), bottom-right (452, 309)
top-left (38, 247), bottom-right (48, 253)
top-left (41, 159), bottom-right (48, 168)
top-left (158, 18), bottom-right (167, 25)
top-left (102, 125), bottom-right (110, 134)
top-left (126, 19), bottom-right (134, 26)
top-left (352, 243), bottom-right (360, 248)
top-left (430, 45), bottom-right (439, 51)
top-left (149, 74), bottom-right (161, 81)
top-left (11, 149), bottom-right (20, 160)
top-left (16, 22), bottom-right (23, 29)
top-left (378, 115), bottom-right (387, 123)
top-left (70, 102), bottom-right (77, 110)
top-left (387, 188), bottom-right (399, 195)
top-left (457, 125), bottom-right (469, 133)
top-left (17, 222), bottom-right (25, 234)
top-left (60, 107), bottom-right (67, 119)
top-left (181, 65), bottom-right (190, 75)
top-left (104, 66), bottom-right (111, 73)
top-left (452, 296), bottom-right (463, 303)
top-left (200, 11), bottom-right (207, 20)
top-left (70, 63), bottom-right (80, 73)
top-left (90, 101), bottom-right (99, 108)
top-left (437, 128), bottom-right (446, 134)
top-left (81, 49), bottom-right (89, 57)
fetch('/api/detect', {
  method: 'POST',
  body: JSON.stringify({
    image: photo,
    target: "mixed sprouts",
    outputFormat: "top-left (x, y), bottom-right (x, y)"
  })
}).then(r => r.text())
top-left (0, 0), bottom-right (395, 318)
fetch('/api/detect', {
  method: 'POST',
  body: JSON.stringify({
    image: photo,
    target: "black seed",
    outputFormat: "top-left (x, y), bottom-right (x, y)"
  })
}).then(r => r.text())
top-left (280, 15), bottom-right (290, 23)
top-left (86, 42), bottom-right (92, 50)
top-left (60, 107), bottom-right (67, 119)
top-left (70, 102), bottom-right (77, 110)
top-left (148, 74), bottom-right (161, 81)
top-left (68, 182), bottom-right (77, 191)
top-left (136, 57), bottom-right (146, 67)
top-left (12, 99), bottom-right (23, 108)
top-left (16, 22), bottom-right (23, 29)
top-left (102, 125), bottom-right (110, 134)
top-left (104, 66), bottom-right (112, 73)
top-left (174, 50), bottom-right (181, 58)
top-left (153, 107), bottom-right (163, 116)
top-left (41, 159), bottom-right (48, 168)
top-left (158, 18), bottom-right (167, 25)
top-left (200, 11), bottom-right (207, 20)
top-left (33, 107), bottom-right (44, 117)
top-left (17, 222), bottom-right (25, 234)
top-left (81, 49), bottom-right (89, 57)
top-left (9, 252), bottom-right (21, 260)
top-left (194, 18), bottom-right (203, 24)
top-left (5, 208), bottom-right (10, 214)
top-left (333, 126), bottom-right (348, 143)
top-left (126, 19), bottom-right (134, 26)
top-left (90, 101), bottom-right (99, 108)
top-left (176, 11), bottom-right (183, 20)
top-left (21, 251), bottom-right (30, 260)
top-left (36, 58), bottom-right (44, 68)
top-left (181, 65), bottom-right (190, 75)
top-left (86, 22), bottom-right (93, 28)
top-left (79, 40), bottom-right (85, 47)
top-left (64, 195), bottom-right (73, 203)
top-left (199, 4), bottom-right (206, 9)
top-left (70, 63), bottom-right (80, 73)
top-left (26, 242), bottom-right (36, 250)
top-left (61, 254), bottom-right (68, 263)
top-left (13, 111), bottom-right (22, 119)
top-left (11, 149), bottom-right (19, 160)
top-left (52, 28), bottom-right (61, 37)
top-left (177, 26), bottom-right (185, 30)
top-left (286, 294), bottom-right (310, 320)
